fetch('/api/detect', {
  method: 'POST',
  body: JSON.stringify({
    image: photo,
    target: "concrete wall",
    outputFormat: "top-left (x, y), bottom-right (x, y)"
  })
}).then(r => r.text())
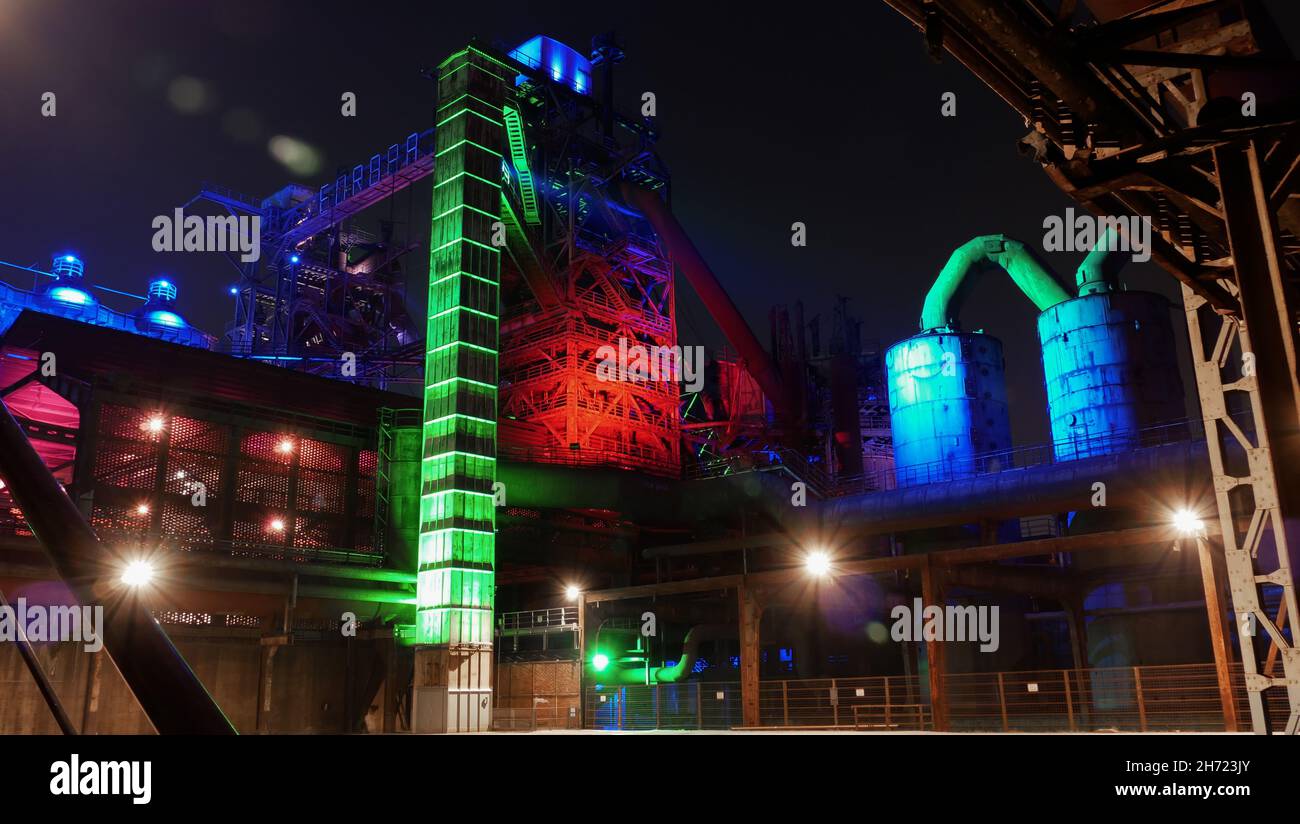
top-left (0, 628), bottom-right (405, 734)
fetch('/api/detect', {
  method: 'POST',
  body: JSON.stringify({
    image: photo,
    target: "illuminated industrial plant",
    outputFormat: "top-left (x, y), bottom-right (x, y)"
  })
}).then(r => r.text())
top-left (0, 1), bottom-right (1297, 747)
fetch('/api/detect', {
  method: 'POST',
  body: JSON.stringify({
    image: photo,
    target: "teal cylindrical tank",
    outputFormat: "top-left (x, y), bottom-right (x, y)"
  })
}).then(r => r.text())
top-left (885, 331), bottom-right (1012, 487)
top-left (1037, 291), bottom-right (1184, 461)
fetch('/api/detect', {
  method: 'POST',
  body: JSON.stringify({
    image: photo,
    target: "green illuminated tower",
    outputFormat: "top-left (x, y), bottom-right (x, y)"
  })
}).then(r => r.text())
top-left (411, 44), bottom-right (509, 733)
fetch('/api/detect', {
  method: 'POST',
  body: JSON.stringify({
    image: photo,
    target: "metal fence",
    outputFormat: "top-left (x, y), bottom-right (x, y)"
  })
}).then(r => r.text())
top-left (584, 683), bottom-right (743, 731)
top-left (581, 663), bottom-right (1284, 732)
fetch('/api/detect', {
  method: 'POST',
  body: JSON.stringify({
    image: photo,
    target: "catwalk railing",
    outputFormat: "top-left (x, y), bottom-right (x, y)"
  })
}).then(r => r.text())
top-left (582, 663), bottom-right (1287, 731)
top-left (685, 417), bottom-right (1209, 498)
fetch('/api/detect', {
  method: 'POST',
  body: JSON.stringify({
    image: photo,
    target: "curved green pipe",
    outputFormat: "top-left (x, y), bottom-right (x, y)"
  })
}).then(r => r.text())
top-left (1075, 227), bottom-right (1121, 296)
top-left (919, 235), bottom-right (1071, 331)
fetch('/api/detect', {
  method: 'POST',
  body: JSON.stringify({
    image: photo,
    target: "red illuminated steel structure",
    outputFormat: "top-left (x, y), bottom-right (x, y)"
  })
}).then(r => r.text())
top-left (494, 41), bottom-right (685, 478)
top-left (499, 239), bottom-right (680, 476)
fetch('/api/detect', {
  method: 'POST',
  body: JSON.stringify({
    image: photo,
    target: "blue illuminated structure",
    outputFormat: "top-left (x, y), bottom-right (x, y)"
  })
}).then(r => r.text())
top-left (1038, 291), bottom-right (1184, 460)
top-left (133, 276), bottom-right (204, 341)
top-left (36, 252), bottom-right (99, 321)
top-left (508, 36), bottom-right (593, 94)
top-left (885, 331), bottom-right (1012, 486)
top-left (0, 254), bottom-right (213, 349)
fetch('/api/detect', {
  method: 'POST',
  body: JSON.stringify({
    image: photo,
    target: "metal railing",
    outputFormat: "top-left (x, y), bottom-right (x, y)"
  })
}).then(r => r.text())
top-left (686, 417), bottom-right (1208, 498)
top-left (578, 663), bottom-right (1287, 732)
top-left (498, 607), bottom-right (579, 632)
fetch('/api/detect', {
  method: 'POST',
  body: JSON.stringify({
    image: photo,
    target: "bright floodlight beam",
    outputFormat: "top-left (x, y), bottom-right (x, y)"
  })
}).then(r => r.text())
top-left (1173, 508), bottom-right (1204, 537)
top-left (565, 584), bottom-right (581, 601)
top-left (805, 550), bottom-right (831, 577)
top-left (120, 559), bottom-right (154, 587)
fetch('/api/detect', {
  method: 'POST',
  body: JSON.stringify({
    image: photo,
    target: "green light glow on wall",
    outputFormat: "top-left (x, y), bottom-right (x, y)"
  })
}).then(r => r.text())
top-left (416, 47), bottom-right (510, 646)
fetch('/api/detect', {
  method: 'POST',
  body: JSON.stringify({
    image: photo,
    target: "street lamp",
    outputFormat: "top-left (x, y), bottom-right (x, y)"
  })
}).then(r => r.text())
top-left (805, 550), bottom-right (831, 577)
top-left (120, 560), bottom-right (154, 588)
top-left (1173, 508), bottom-right (1205, 538)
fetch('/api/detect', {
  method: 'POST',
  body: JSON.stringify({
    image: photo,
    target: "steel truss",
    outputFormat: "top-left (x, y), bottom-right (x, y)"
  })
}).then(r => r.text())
top-left (883, 0), bottom-right (1300, 732)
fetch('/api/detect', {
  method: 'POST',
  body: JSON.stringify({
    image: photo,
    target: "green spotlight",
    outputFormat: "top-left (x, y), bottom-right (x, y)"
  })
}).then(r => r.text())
top-left (592, 653), bottom-right (610, 672)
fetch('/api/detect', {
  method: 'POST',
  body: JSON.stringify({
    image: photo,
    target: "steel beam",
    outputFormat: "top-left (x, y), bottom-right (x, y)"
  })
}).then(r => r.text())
top-left (1194, 535), bottom-right (1240, 732)
top-left (738, 583), bottom-right (763, 728)
top-left (921, 555), bottom-right (949, 731)
top-left (1182, 138), bottom-right (1300, 734)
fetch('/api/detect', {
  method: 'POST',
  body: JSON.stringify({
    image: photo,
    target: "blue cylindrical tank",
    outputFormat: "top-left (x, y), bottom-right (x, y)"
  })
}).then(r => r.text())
top-left (1038, 291), bottom-right (1184, 461)
top-left (885, 331), bottom-right (1012, 487)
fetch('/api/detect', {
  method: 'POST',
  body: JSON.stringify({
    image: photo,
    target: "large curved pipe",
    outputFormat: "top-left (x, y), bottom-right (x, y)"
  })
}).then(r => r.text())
top-left (654, 624), bottom-right (730, 683)
top-left (620, 182), bottom-right (794, 423)
top-left (920, 235), bottom-right (1071, 331)
top-left (1075, 227), bottom-right (1122, 296)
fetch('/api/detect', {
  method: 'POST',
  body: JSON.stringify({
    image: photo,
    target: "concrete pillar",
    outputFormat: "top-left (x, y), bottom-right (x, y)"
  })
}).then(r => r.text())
top-left (256, 636), bottom-right (287, 733)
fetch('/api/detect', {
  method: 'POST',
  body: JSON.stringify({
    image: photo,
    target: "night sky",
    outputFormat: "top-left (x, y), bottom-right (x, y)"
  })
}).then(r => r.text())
top-left (3, 1), bottom-right (1298, 445)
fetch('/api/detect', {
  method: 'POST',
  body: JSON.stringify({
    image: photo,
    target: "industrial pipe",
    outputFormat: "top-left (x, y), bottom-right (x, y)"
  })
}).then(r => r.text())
top-left (0, 399), bottom-right (236, 734)
top-left (620, 182), bottom-right (794, 423)
top-left (920, 234), bottom-right (1071, 331)
top-left (653, 624), bottom-right (729, 683)
top-left (1074, 227), bottom-right (1121, 296)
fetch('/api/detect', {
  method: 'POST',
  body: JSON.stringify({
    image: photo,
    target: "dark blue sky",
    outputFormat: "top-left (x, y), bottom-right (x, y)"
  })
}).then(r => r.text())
top-left (2, 0), bottom-right (1297, 444)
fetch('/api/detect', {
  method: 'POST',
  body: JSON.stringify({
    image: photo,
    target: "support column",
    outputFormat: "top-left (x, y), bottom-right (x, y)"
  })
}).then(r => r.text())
top-left (255, 636), bottom-right (286, 733)
top-left (738, 583), bottom-right (763, 728)
top-left (412, 44), bottom-right (509, 733)
top-left (921, 556), bottom-right (948, 731)
top-left (1196, 535), bottom-right (1240, 732)
top-left (1177, 138), bottom-right (1300, 734)
top-left (1064, 596), bottom-right (1089, 672)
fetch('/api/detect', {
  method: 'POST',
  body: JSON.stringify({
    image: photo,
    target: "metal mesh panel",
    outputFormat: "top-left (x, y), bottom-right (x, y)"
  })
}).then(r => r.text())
top-left (169, 415), bottom-right (228, 454)
top-left (85, 403), bottom-right (382, 562)
top-left (163, 451), bottom-right (223, 497)
top-left (297, 469), bottom-right (344, 513)
top-left (241, 430), bottom-right (294, 462)
top-left (93, 440), bottom-right (158, 490)
top-left (160, 500), bottom-right (214, 544)
top-left (91, 500), bottom-right (148, 532)
top-left (98, 404), bottom-right (161, 443)
top-left (233, 516), bottom-right (287, 545)
top-left (236, 463), bottom-right (289, 507)
top-left (293, 514), bottom-right (342, 549)
top-left (300, 438), bottom-right (346, 472)
top-left (153, 610), bottom-right (214, 626)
